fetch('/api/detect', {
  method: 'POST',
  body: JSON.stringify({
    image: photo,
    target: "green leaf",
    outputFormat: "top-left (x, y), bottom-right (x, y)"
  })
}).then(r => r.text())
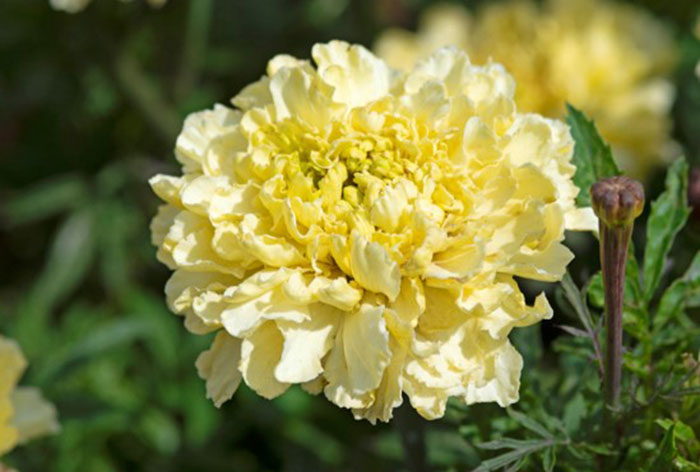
top-left (138, 409), bottom-right (181, 454)
top-left (565, 104), bottom-right (620, 207)
top-left (0, 174), bottom-right (88, 227)
top-left (644, 424), bottom-right (678, 472)
top-left (478, 439), bottom-right (548, 451)
top-left (643, 158), bottom-right (691, 303)
top-left (561, 273), bottom-right (596, 337)
top-left (655, 419), bottom-right (697, 443)
top-left (33, 208), bottom-right (96, 310)
top-left (12, 208), bottom-right (96, 354)
top-left (35, 317), bottom-right (152, 383)
top-left (507, 409), bottom-right (553, 439)
top-left (622, 306), bottom-right (651, 342)
top-left (510, 325), bottom-right (543, 368)
top-left (588, 272), bottom-right (605, 308)
top-left (625, 244), bottom-right (643, 305)
top-left (581, 443), bottom-right (616, 456)
top-left (562, 393), bottom-right (586, 435)
top-left (474, 439), bottom-right (554, 472)
top-left (284, 417), bottom-right (344, 466)
top-left (425, 430), bottom-right (479, 467)
top-left (542, 447), bottom-right (556, 472)
top-left (655, 251), bottom-right (700, 329)
top-left (121, 289), bottom-right (180, 371)
top-left (97, 200), bottom-right (139, 297)
top-left (675, 456), bottom-right (700, 471)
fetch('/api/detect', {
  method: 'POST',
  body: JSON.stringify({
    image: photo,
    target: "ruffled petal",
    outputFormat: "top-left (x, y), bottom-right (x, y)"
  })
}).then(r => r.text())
top-left (275, 305), bottom-right (339, 383)
top-left (349, 231), bottom-right (401, 301)
top-left (196, 332), bottom-right (243, 407)
top-left (324, 304), bottom-right (391, 408)
top-left (239, 322), bottom-right (290, 399)
top-left (312, 40), bottom-right (393, 108)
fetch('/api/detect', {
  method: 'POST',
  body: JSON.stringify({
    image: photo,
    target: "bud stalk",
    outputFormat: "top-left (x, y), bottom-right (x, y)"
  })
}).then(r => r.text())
top-left (590, 176), bottom-right (644, 431)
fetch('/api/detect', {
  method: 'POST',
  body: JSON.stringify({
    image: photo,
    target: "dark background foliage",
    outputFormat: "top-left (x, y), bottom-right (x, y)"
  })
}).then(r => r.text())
top-left (1, 0), bottom-right (699, 471)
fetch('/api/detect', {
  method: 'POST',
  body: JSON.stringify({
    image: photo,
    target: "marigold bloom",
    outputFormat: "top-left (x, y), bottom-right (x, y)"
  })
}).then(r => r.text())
top-left (150, 41), bottom-right (595, 422)
top-left (375, 0), bottom-right (676, 179)
top-left (0, 336), bottom-right (59, 457)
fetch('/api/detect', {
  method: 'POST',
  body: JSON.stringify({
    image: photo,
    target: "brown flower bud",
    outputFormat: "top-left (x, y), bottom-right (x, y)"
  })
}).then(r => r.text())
top-left (590, 176), bottom-right (644, 227)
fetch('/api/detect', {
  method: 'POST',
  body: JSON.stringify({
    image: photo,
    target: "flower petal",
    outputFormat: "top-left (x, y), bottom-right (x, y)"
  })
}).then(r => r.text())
top-left (275, 305), bottom-right (339, 383)
top-left (239, 322), bottom-right (290, 399)
top-left (324, 303), bottom-right (391, 408)
top-left (349, 231), bottom-right (401, 301)
top-left (312, 40), bottom-right (393, 108)
top-left (196, 331), bottom-right (243, 408)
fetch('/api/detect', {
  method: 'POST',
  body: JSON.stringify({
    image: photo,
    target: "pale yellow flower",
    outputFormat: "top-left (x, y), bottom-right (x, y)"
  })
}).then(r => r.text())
top-left (150, 41), bottom-right (595, 422)
top-left (375, 0), bottom-right (677, 179)
top-left (0, 336), bottom-right (59, 457)
top-left (49, 0), bottom-right (165, 13)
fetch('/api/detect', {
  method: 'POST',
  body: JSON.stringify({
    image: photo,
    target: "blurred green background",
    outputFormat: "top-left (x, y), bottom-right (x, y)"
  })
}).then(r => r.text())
top-left (0, 0), bottom-right (699, 471)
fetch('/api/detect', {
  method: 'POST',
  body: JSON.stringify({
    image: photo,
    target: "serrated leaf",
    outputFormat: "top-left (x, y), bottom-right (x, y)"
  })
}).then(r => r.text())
top-left (644, 424), bottom-right (678, 472)
top-left (473, 439), bottom-right (553, 472)
top-left (588, 272), bottom-right (605, 307)
top-left (478, 438), bottom-right (547, 451)
top-left (505, 458), bottom-right (525, 472)
top-left (566, 444), bottom-right (591, 460)
top-left (643, 158), bottom-right (691, 303)
top-left (510, 324), bottom-right (543, 368)
top-left (565, 104), bottom-right (620, 207)
top-left (625, 311), bottom-right (651, 344)
top-left (557, 325), bottom-right (589, 338)
top-left (507, 409), bottom-right (553, 439)
top-left (656, 419), bottom-right (697, 443)
top-left (675, 456), bottom-right (700, 471)
top-left (542, 447), bottom-right (556, 472)
top-left (655, 251), bottom-right (700, 329)
top-left (562, 393), bottom-right (586, 435)
top-left (561, 274), bottom-right (596, 336)
top-left (581, 442), bottom-right (616, 456)
top-left (425, 430), bottom-right (479, 467)
top-left (625, 243), bottom-right (643, 305)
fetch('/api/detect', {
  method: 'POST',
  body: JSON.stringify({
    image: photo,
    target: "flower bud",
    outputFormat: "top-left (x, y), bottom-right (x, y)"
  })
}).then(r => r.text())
top-left (590, 176), bottom-right (645, 227)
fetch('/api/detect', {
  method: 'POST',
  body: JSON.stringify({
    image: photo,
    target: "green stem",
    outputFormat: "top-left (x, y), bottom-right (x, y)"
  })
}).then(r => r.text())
top-left (394, 401), bottom-right (429, 472)
top-left (175, 0), bottom-right (213, 100)
top-left (114, 53), bottom-right (180, 145)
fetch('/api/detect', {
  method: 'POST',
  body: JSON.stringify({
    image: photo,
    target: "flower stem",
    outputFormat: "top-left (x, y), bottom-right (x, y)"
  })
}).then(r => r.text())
top-left (394, 400), bottom-right (429, 472)
top-left (590, 176), bottom-right (644, 445)
top-left (599, 222), bottom-right (632, 416)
